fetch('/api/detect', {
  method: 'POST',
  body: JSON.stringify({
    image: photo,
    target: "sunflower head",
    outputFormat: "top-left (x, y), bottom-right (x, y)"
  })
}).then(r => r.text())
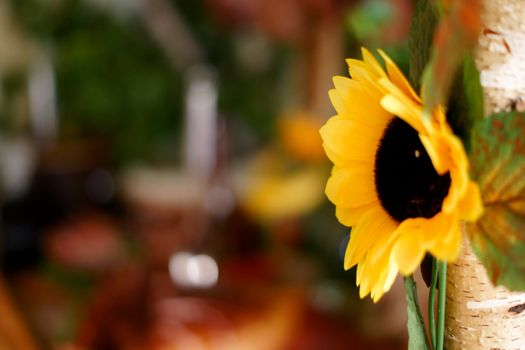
top-left (320, 48), bottom-right (483, 302)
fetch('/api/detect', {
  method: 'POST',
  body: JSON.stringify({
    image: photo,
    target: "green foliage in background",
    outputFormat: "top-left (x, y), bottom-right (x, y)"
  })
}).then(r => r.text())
top-left (11, 0), bottom-right (285, 164)
top-left (13, 0), bottom-right (182, 163)
top-left (407, 0), bottom-right (437, 90)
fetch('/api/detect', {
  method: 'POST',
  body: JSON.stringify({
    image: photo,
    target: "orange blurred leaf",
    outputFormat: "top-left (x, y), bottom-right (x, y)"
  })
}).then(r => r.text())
top-left (421, 0), bottom-right (481, 115)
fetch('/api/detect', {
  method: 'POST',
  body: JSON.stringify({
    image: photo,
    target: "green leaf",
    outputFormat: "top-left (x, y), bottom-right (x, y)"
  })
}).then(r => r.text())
top-left (469, 111), bottom-right (525, 291)
top-left (408, 0), bottom-right (438, 89)
top-left (404, 276), bottom-right (431, 350)
top-left (447, 54), bottom-right (484, 147)
top-left (462, 55), bottom-right (484, 124)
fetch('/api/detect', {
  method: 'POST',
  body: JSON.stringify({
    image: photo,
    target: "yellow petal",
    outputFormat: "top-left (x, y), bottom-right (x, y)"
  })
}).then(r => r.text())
top-left (387, 212), bottom-right (457, 271)
top-left (357, 259), bottom-right (372, 297)
top-left (433, 105), bottom-right (447, 125)
top-left (392, 232), bottom-right (425, 275)
top-left (346, 58), bottom-right (375, 78)
top-left (382, 259), bottom-right (399, 293)
top-left (364, 251), bottom-right (391, 300)
top-left (367, 226), bottom-right (398, 264)
top-left (356, 259), bottom-right (365, 286)
top-left (357, 256), bottom-right (378, 299)
top-left (377, 49), bottom-right (421, 103)
top-left (419, 134), bottom-right (449, 175)
top-left (361, 47), bottom-right (388, 79)
top-left (319, 117), bottom-right (382, 164)
top-left (346, 62), bottom-right (385, 101)
top-left (332, 76), bottom-right (392, 129)
top-left (336, 202), bottom-right (378, 227)
top-left (359, 276), bottom-right (373, 299)
top-left (358, 245), bottom-right (398, 302)
top-left (429, 222), bottom-right (462, 262)
top-left (457, 181), bottom-right (484, 222)
top-left (328, 88), bottom-right (352, 117)
top-left (442, 165), bottom-right (469, 214)
top-left (394, 212), bottom-right (454, 248)
top-left (381, 95), bottom-right (423, 133)
top-left (380, 79), bottom-right (426, 134)
top-left (325, 166), bottom-right (377, 208)
top-left (322, 142), bottom-right (351, 167)
top-left (424, 215), bottom-right (455, 238)
top-left (344, 206), bottom-right (397, 269)
top-left (333, 74), bottom-right (362, 91)
top-left (371, 257), bottom-right (398, 303)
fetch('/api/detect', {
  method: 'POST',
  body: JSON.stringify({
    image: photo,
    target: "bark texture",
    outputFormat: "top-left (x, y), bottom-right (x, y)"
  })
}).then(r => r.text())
top-left (445, 1), bottom-right (525, 349)
top-left (445, 241), bottom-right (525, 349)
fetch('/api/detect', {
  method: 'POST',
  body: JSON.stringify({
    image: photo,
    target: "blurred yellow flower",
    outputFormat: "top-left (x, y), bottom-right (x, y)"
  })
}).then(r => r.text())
top-left (236, 152), bottom-right (326, 223)
top-left (320, 48), bottom-right (483, 302)
top-left (278, 111), bottom-right (325, 163)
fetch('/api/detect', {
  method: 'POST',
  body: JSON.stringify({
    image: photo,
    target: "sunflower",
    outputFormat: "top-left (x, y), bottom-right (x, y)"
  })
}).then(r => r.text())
top-left (320, 48), bottom-right (483, 302)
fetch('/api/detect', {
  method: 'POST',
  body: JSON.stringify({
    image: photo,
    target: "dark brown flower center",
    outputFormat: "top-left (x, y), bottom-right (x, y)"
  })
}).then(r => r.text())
top-left (374, 118), bottom-right (451, 222)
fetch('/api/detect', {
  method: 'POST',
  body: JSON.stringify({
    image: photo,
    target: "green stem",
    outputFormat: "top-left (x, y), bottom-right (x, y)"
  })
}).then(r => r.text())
top-left (436, 261), bottom-right (447, 350)
top-left (428, 258), bottom-right (438, 350)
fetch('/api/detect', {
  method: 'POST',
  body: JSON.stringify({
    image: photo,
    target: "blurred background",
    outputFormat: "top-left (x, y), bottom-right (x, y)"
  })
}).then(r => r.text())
top-left (0, 0), bottom-right (416, 349)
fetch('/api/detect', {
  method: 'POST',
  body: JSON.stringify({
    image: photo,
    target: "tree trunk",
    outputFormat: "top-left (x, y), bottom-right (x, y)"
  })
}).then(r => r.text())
top-left (445, 0), bottom-right (525, 349)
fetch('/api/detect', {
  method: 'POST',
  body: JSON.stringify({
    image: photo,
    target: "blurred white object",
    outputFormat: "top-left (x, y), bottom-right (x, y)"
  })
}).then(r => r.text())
top-left (183, 66), bottom-right (218, 182)
top-left (0, 137), bottom-right (36, 199)
top-left (122, 166), bottom-right (205, 210)
top-left (169, 252), bottom-right (219, 289)
top-left (28, 55), bottom-right (57, 143)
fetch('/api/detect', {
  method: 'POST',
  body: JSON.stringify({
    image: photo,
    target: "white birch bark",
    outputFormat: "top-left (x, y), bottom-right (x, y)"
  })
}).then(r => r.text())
top-left (445, 1), bottom-right (525, 349)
